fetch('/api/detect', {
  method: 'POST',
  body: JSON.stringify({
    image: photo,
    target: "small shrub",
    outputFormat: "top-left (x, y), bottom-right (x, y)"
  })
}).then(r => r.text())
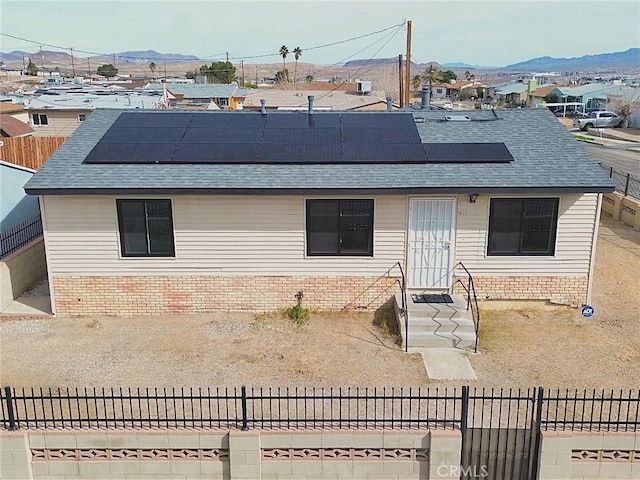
top-left (285, 304), bottom-right (309, 326)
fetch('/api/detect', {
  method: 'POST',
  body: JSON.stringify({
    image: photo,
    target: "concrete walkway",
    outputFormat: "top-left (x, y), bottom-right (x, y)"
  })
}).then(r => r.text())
top-left (411, 348), bottom-right (477, 380)
top-left (1, 296), bottom-right (51, 316)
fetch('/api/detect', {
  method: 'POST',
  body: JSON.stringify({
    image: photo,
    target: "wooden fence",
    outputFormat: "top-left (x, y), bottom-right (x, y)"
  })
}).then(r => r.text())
top-left (0, 136), bottom-right (65, 170)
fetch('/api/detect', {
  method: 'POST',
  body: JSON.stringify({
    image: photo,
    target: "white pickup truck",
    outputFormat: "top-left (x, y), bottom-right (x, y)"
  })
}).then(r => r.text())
top-left (573, 111), bottom-right (623, 131)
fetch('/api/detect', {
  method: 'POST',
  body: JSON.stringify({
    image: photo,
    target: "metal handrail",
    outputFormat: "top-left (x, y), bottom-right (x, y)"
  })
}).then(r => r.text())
top-left (454, 262), bottom-right (480, 353)
top-left (392, 261), bottom-right (409, 353)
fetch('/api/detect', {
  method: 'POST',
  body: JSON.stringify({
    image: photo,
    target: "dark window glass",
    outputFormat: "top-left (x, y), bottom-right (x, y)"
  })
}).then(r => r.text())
top-left (39, 114), bottom-right (48, 125)
top-left (32, 114), bottom-right (40, 125)
top-left (306, 200), bottom-right (373, 256)
top-left (488, 198), bottom-right (558, 256)
top-left (116, 199), bottom-right (175, 257)
top-left (78, 114), bottom-right (86, 122)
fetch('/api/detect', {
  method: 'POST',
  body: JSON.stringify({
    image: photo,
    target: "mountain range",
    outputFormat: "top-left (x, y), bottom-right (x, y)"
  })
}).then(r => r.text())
top-left (1, 48), bottom-right (638, 71)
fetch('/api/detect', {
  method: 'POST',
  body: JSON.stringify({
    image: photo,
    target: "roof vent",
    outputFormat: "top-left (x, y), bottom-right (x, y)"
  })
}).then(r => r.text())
top-left (414, 117), bottom-right (425, 123)
top-left (445, 115), bottom-right (471, 122)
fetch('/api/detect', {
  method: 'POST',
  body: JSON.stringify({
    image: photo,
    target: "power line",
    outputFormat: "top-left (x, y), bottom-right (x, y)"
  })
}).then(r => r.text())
top-left (0, 23), bottom-right (405, 63)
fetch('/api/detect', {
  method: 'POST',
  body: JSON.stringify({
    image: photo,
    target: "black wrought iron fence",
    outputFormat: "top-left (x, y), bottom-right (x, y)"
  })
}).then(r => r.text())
top-left (1, 385), bottom-right (637, 433)
top-left (0, 214), bottom-right (43, 259)
top-left (599, 163), bottom-right (640, 200)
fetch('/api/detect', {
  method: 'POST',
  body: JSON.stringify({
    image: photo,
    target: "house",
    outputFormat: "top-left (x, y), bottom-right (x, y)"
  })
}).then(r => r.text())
top-left (24, 107), bottom-right (614, 318)
top-left (548, 83), bottom-right (630, 112)
top-left (0, 102), bottom-right (29, 124)
top-left (0, 114), bottom-right (35, 137)
top-left (528, 85), bottom-right (559, 107)
top-left (242, 89), bottom-right (396, 111)
top-left (431, 81), bottom-right (479, 100)
top-left (141, 83), bottom-right (250, 110)
top-left (24, 92), bottom-right (161, 137)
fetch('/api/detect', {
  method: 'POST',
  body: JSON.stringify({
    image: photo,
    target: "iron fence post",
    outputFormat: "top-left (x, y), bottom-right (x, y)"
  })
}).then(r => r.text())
top-left (624, 174), bottom-right (630, 196)
top-left (531, 386), bottom-right (544, 480)
top-left (240, 385), bottom-right (248, 431)
top-left (460, 386), bottom-right (469, 472)
top-left (610, 166), bottom-right (613, 178)
top-left (4, 385), bottom-right (17, 431)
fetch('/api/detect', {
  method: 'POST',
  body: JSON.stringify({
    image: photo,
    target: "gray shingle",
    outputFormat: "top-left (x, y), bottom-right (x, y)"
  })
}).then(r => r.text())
top-left (24, 109), bottom-right (615, 195)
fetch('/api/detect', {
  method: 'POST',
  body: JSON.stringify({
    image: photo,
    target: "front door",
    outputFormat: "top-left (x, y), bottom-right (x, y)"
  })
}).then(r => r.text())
top-left (408, 198), bottom-right (456, 289)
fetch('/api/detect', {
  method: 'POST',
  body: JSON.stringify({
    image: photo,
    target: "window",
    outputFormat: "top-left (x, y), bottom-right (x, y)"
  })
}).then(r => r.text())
top-left (32, 114), bottom-right (48, 126)
top-left (488, 198), bottom-right (559, 256)
top-left (116, 199), bottom-right (175, 257)
top-left (78, 113), bottom-right (87, 122)
top-left (306, 199), bottom-right (373, 256)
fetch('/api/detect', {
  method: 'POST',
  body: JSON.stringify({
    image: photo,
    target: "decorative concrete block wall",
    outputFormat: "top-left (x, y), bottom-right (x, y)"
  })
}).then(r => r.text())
top-left (602, 192), bottom-right (640, 231)
top-left (0, 239), bottom-right (46, 311)
top-left (1, 428), bottom-right (462, 480)
top-left (539, 430), bottom-right (640, 479)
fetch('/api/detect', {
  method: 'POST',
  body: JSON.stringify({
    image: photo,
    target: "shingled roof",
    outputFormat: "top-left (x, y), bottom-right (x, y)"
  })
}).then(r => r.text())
top-left (24, 108), bottom-right (614, 195)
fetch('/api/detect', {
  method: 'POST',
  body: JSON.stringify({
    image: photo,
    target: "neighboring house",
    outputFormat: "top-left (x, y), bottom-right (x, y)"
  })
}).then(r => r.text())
top-left (529, 85), bottom-right (559, 107)
top-left (0, 102), bottom-right (29, 124)
top-left (431, 81), bottom-right (480, 99)
top-left (0, 114), bottom-right (35, 137)
top-left (24, 93), bottom-right (160, 137)
top-left (141, 83), bottom-right (250, 110)
top-left (24, 107), bottom-right (614, 317)
top-left (492, 82), bottom-right (531, 106)
top-left (242, 89), bottom-right (396, 111)
top-left (548, 83), bottom-right (632, 112)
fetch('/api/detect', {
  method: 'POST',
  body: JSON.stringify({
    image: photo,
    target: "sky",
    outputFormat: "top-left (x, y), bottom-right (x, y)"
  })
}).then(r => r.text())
top-left (1, 0), bottom-right (639, 67)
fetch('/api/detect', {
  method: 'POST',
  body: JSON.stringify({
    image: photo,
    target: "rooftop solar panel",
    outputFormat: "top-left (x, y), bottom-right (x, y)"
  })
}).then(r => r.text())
top-left (190, 113), bottom-right (267, 128)
top-left (100, 127), bottom-right (186, 144)
top-left (341, 113), bottom-right (415, 128)
top-left (84, 142), bottom-right (177, 163)
top-left (114, 112), bottom-right (194, 128)
top-left (423, 143), bottom-right (514, 163)
top-left (342, 144), bottom-right (428, 163)
top-left (266, 114), bottom-right (340, 128)
top-left (342, 127), bottom-right (422, 145)
top-left (259, 144), bottom-right (342, 163)
top-left (181, 127), bottom-right (264, 144)
top-left (262, 127), bottom-right (340, 145)
top-left (171, 143), bottom-right (261, 162)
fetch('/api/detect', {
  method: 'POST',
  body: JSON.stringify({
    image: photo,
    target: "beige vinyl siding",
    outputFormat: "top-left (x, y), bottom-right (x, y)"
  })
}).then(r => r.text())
top-left (454, 193), bottom-right (598, 276)
top-left (30, 110), bottom-right (89, 137)
top-left (42, 195), bottom-right (407, 276)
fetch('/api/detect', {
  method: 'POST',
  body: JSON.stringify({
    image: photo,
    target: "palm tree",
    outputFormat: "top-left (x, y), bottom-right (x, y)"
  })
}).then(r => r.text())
top-left (293, 47), bottom-right (302, 89)
top-left (412, 75), bottom-right (422, 91)
top-left (464, 70), bottom-right (471, 81)
top-left (149, 62), bottom-right (157, 78)
top-left (421, 65), bottom-right (444, 100)
top-left (279, 45), bottom-right (289, 82)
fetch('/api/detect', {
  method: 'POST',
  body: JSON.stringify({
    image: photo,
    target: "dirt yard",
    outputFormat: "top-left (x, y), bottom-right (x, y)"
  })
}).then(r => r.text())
top-left (1, 214), bottom-right (638, 390)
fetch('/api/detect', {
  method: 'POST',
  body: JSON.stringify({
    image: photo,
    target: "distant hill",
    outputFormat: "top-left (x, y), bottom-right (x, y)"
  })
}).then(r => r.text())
top-left (0, 50), bottom-right (71, 64)
top-left (96, 50), bottom-right (201, 64)
top-left (342, 58), bottom-right (433, 69)
top-left (505, 48), bottom-right (640, 71)
top-left (442, 62), bottom-right (498, 69)
top-left (0, 50), bottom-right (29, 62)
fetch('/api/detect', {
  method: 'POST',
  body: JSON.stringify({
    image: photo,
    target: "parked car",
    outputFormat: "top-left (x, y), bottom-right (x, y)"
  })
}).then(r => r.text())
top-left (443, 101), bottom-right (453, 110)
top-left (572, 111), bottom-right (623, 131)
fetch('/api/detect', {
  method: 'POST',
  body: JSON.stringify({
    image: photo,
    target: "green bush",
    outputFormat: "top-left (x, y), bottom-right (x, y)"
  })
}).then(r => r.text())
top-left (285, 304), bottom-right (309, 326)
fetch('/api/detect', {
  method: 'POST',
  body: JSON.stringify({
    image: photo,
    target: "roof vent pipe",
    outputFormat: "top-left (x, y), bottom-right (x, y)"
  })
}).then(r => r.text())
top-left (421, 86), bottom-right (430, 109)
top-left (308, 95), bottom-right (314, 115)
top-left (386, 96), bottom-right (393, 111)
top-left (260, 99), bottom-right (266, 115)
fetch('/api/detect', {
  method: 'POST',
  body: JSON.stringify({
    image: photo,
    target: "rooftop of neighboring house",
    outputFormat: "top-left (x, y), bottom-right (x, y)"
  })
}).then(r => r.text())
top-left (24, 108), bottom-right (614, 196)
top-left (141, 83), bottom-right (252, 99)
top-left (0, 114), bottom-right (35, 137)
top-left (0, 102), bottom-right (26, 114)
top-left (25, 93), bottom-right (162, 111)
top-left (242, 89), bottom-right (391, 110)
top-left (552, 83), bottom-right (636, 98)
top-left (530, 85), bottom-right (558, 98)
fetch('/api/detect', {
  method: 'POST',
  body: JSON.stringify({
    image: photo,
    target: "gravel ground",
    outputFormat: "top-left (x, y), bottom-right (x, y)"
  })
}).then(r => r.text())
top-left (1, 214), bottom-right (638, 390)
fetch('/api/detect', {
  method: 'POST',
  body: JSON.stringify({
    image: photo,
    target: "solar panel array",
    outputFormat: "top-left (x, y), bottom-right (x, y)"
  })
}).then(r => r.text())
top-left (423, 143), bottom-right (514, 163)
top-left (83, 112), bottom-right (514, 165)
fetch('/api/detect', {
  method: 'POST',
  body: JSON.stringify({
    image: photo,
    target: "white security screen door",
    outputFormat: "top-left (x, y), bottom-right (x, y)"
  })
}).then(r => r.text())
top-left (408, 198), bottom-right (456, 288)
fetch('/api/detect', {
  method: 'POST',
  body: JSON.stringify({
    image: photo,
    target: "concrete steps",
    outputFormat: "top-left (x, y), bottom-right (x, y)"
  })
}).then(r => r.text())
top-left (394, 293), bottom-right (477, 350)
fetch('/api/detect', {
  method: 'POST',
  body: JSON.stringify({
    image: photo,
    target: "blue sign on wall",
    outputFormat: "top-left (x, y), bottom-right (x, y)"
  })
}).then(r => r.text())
top-left (581, 305), bottom-right (595, 318)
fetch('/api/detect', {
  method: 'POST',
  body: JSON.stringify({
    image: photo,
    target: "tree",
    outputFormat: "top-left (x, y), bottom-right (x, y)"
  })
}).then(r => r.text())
top-left (197, 61), bottom-right (237, 83)
top-left (441, 70), bottom-right (457, 83)
top-left (464, 70), bottom-right (471, 81)
top-left (275, 69), bottom-right (289, 84)
top-left (149, 62), bottom-right (157, 77)
top-left (412, 75), bottom-right (422, 91)
top-left (279, 45), bottom-right (289, 81)
top-left (610, 89), bottom-right (640, 128)
top-left (26, 57), bottom-right (38, 76)
top-left (97, 64), bottom-right (118, 78)
top-left (476, 86), bottom-right (484, 99)
top-left (305, 74), bottom-right (314, 83)
top-left (293, 46), bottom-right (302, 88)
top-left (421, 65), bottom-right (444, 100)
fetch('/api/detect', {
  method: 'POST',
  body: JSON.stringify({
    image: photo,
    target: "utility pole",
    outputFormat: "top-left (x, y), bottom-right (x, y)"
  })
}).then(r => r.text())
top-left (70, 47), bottom-right (76, 77)
top-left (405, 20), bottom-right (412, 107)
top-left (241, 60), bottom-right (245, 86)
top-left (21, 54), bottom-right (26, 76)
top-left (40, 46), bottom-right (44, 71)
top-left (255, 66), bottom-right (258, 85)
top-left (163, 62), bottom-right (167, 80)
top-left (87, 57), bottom-right (91, 78)
top-left (226, 51), bottom-right (231, 84)
top-left (112, 53), bottom-right (116, 67)
top-left (398, 54), bottom-right (404, 108)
